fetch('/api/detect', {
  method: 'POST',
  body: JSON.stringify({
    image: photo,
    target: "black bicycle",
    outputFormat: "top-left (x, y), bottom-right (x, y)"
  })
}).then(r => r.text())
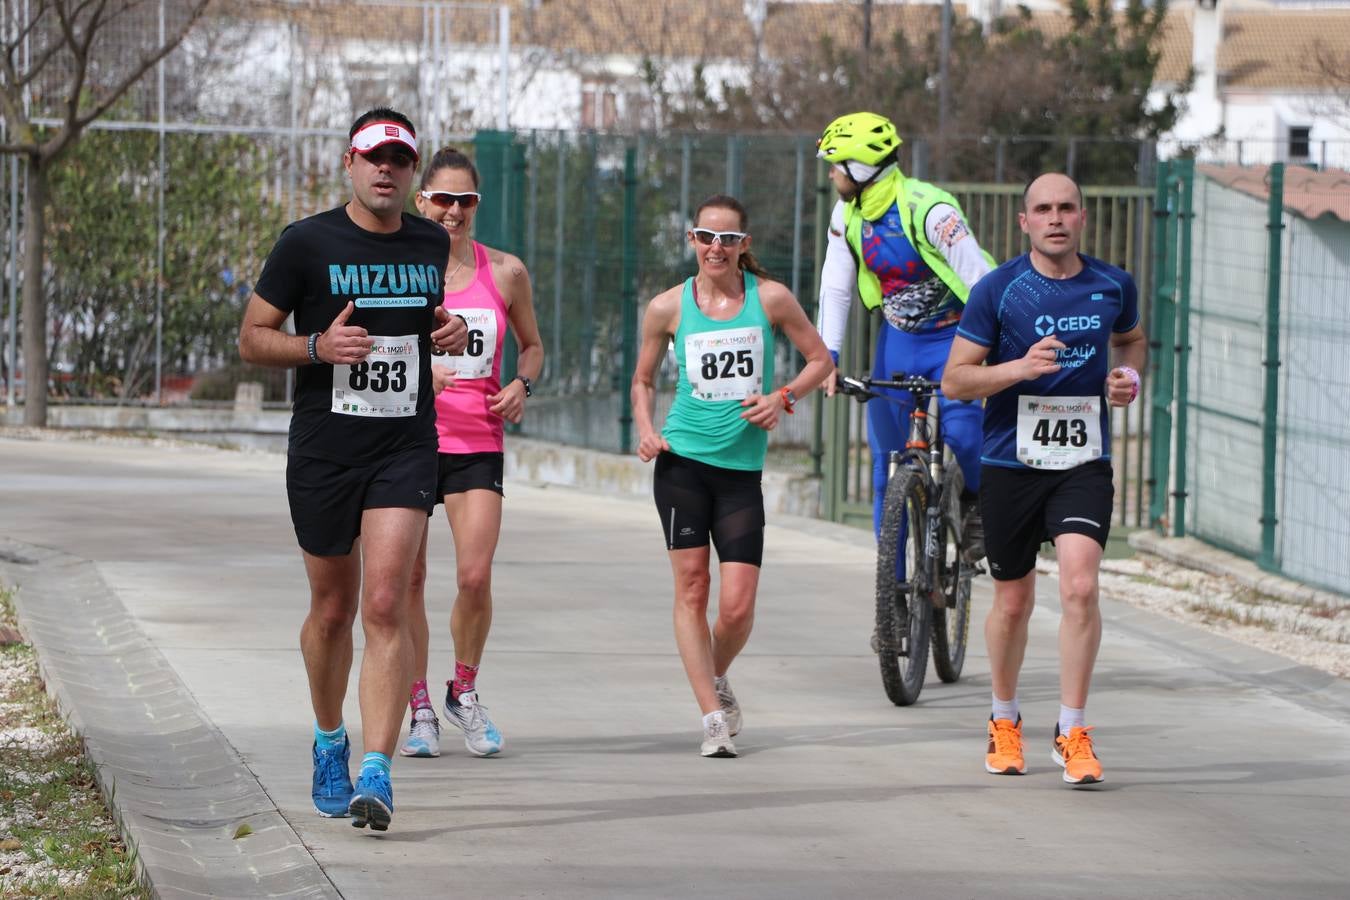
top-left (837, 373), bottom-right (981, 706)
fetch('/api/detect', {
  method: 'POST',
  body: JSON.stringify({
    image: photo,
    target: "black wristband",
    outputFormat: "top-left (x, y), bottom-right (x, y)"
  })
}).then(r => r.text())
top-left (307, 332), bottom-right (322, 365)
top-left (514, 375), bottom-right (533, 397)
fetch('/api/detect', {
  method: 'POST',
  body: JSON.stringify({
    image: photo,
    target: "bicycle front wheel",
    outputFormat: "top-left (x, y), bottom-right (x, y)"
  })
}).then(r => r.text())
top-left (875, 469), bottom-right (931, 706)
top-left (931, 508), bottom-right (972, 683)
top-left (932, 468), bottom-right (973, 683)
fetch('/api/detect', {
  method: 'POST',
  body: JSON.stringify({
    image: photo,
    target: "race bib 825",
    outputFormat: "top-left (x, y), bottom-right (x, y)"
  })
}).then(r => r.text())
top-left (684, 326), bottom-right (764, 402)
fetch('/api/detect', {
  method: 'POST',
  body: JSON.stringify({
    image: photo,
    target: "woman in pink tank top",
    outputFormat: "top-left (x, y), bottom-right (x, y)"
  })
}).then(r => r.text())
top-left (401, 147), bottom-right (543, 759)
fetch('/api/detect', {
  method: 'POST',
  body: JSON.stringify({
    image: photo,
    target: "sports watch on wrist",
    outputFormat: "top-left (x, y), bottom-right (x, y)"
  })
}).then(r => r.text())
top-left (514, 375), bottom-right (533, 397)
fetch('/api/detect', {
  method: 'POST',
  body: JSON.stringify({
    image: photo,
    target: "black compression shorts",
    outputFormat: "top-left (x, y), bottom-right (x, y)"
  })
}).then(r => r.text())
top-left (652, 451), bottom-right (765, 567)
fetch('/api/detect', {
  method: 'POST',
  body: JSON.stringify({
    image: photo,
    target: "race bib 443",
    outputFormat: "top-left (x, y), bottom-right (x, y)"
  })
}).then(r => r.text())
top-left (1016, 395), bottom-right (1102, 470)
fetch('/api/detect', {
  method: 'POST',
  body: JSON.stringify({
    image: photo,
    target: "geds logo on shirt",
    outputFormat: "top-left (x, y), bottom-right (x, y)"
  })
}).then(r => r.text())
top-left (1034, 314), bottom-right (1101, 337)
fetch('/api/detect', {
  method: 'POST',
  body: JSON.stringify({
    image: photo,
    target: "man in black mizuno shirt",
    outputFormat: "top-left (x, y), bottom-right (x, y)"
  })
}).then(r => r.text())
top-left (238, 107), bottom-right (468, 832)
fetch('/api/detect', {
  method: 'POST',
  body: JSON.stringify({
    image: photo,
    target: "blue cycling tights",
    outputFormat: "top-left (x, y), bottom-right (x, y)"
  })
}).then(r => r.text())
top-left (868, 326), bottom-right (982, 576)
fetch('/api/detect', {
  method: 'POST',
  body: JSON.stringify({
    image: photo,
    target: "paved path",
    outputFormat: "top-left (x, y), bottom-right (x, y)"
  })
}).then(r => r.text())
top-left (2, 434), bottom-right (1348, 898)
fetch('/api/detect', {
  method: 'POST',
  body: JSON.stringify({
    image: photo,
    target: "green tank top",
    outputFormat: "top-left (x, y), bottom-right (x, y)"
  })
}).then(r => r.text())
top-left (662, 272), bottom-right (776, 471)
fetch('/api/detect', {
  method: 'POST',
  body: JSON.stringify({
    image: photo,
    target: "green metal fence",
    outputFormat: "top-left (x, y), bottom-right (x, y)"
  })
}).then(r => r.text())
top-left (471, 129), bottom-right (1157, 529)
top-left (473, 129), bottom-right (842, 455)
top-left (1150, 161), bottom-right (1350, 596)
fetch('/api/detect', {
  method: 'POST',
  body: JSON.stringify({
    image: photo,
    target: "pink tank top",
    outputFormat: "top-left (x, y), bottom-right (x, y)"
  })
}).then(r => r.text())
top-left (434, 241), bottom-right (507, 454)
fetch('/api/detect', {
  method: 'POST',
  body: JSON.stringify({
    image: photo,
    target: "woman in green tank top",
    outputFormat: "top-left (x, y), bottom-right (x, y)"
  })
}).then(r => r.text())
top-left (631, 194), bottom-right (833, 758)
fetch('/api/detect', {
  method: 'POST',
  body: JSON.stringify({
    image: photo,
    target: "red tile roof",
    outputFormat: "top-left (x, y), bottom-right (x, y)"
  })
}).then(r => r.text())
top-left (1198, 163), bottom-right (1350, 222)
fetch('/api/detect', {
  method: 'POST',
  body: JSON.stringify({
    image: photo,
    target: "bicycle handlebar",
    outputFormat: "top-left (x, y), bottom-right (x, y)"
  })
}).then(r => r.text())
top-left (837, 373), bottom-right (943, 403)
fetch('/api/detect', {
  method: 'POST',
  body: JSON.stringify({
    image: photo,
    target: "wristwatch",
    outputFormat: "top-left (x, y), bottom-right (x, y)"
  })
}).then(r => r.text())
top-left (514, 375), bottom-right (533, 397)
top-left (780, 386), bottom-right (797, 414)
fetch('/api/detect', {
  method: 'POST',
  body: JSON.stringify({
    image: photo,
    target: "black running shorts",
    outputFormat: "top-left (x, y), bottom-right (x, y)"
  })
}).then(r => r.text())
top-left (979, 460), bottom-right (1114, 582)
top-left (652, 451), bottom-right (765, 566)
top-left (435, 451), bottom-right (505, 501)
top-left (286, 444), bottom-right (438, 557)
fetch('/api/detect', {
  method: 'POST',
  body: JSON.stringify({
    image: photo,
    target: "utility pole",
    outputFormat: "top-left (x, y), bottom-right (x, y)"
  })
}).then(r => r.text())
top-left (938, 0), bottom-right (952, 180)
top-left (862, 0), bottom-right (873, 90)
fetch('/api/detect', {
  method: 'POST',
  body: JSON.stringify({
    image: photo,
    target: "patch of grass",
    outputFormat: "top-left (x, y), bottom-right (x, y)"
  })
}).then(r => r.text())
top-left (0, 588), bottom-right (147, 899)
top-left (1183, 600), bottom-right (1273, 631)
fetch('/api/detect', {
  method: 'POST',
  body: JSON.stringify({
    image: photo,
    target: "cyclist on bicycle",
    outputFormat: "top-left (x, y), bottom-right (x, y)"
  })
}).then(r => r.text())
top-left (815, 111), bottom-right (992, 560)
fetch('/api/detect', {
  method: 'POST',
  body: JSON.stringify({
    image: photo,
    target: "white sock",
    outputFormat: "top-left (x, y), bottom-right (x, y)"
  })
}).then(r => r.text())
top-left (702, 710), bottom-right (725, 730)
top-left (1058, 705), bottom-right (1085, 735)
top-left (991, 694), bottom-right (1019, 723)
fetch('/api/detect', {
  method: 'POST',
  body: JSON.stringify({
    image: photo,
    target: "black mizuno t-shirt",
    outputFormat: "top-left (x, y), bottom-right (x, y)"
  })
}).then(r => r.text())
top-left (254, 206), bottom-right (449, 465)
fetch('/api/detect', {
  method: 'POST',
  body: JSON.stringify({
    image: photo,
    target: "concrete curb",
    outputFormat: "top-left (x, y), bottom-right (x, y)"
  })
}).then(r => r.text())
top-left (0, 539), bottom-right (339, 900)
top-left (505, 435), bottom-right (826, 518)
top-left (1129, 530), bottom-right (1347, 610)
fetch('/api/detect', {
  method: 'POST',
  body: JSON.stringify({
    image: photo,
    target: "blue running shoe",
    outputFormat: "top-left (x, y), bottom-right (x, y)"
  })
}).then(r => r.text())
top-left (445, 688), bottom-right (503, 757)
top-left (311, 738), bottom-right (353, 818)
top-left (348, 769), bottom-right (394, 831)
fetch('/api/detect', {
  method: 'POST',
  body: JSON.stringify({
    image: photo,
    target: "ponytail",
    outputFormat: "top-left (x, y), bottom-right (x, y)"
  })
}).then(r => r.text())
top-left (738, 249), bottom-right (771, 281)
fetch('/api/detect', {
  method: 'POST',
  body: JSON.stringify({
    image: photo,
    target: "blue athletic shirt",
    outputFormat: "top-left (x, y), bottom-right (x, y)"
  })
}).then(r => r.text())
top-left (956, 253), bottom-right (1139, 469)
top-left (861, 203), bottom-right (964, 332)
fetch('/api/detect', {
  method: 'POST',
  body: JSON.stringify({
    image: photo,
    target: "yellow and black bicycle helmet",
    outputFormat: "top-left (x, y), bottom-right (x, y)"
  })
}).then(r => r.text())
top-left (816, 112), bottom-right (902, 167)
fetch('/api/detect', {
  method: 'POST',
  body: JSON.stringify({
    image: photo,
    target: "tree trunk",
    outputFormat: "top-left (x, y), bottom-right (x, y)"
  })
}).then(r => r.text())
top-left (20, 157), bottom-right (47, 426)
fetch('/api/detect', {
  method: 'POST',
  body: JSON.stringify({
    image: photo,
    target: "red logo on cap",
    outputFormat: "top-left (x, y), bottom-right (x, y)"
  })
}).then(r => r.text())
top-left (384, 125), bottom-right (399, 137)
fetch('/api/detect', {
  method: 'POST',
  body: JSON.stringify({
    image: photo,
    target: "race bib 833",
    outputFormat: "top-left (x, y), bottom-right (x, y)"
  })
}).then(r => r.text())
top-left (331, 334), bottom-right (420, 417)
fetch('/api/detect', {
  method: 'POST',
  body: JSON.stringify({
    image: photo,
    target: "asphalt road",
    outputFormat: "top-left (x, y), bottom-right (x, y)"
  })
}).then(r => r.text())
top-left (2, 433), bottom-right (1347, 899)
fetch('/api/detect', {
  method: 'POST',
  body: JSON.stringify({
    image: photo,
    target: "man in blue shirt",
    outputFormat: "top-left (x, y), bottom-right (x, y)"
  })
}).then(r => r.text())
top-left (943, 172), bottom-right (1146, 786)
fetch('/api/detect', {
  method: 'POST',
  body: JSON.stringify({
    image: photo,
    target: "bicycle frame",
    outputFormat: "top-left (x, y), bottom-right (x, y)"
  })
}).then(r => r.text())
top-left (859, 375), bottom-right (951, 595)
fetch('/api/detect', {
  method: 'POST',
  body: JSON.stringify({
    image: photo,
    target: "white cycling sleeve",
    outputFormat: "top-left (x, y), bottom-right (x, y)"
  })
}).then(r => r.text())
top-left (817, 201), bottom-right (856, 356)
top-left (923, 202), bottom-right (992, 291)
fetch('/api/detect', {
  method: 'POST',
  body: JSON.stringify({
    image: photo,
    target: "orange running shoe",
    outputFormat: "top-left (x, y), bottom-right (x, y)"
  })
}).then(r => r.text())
top-left (1053, 725), bottom-right (1104, 784)
top-left (985, 716), bottom-right (1026, 775)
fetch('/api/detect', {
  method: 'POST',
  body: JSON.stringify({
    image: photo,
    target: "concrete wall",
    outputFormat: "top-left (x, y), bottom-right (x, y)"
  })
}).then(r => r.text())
top-left (3, 405), bottom-right (825, 518)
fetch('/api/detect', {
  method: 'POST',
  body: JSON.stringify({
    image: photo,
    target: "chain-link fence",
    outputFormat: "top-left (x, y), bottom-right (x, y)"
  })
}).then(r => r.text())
top-left (1151, 161), bottom-right (1350, 595)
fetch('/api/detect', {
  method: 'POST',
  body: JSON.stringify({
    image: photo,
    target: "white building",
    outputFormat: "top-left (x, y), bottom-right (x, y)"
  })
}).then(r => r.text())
top-left (1151, 1), bottom-right (1350, 166)
top-left (168, 0), bottom-right (1350, 167)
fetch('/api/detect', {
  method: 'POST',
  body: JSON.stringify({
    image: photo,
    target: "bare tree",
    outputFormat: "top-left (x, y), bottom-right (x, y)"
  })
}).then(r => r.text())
top-left (0, 0), bottom-right (210, 425)
top-left (1308, 41), bottom-right (1350, 124)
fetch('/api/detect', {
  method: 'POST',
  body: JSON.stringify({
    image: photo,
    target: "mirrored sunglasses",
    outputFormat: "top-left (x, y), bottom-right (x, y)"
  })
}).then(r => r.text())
top-left (419, 190), bottom-right (480, 209)
top-left (690, 228), bottom-right (747, 247)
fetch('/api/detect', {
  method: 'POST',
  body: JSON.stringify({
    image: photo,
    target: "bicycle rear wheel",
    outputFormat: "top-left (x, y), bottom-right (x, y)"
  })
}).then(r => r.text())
top-left (875, 469), bottom-right (931, 706)
top-left (932, 469), bottom-right (972, 683)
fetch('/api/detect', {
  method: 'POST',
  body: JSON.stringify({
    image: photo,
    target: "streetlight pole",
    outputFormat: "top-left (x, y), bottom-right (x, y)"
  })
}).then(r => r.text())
top-left (938, 0), bottom-right (952, 180)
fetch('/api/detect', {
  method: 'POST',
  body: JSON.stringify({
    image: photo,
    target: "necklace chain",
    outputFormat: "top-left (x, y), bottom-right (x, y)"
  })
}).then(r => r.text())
top-left (446, 248), bottom-right (471, 285)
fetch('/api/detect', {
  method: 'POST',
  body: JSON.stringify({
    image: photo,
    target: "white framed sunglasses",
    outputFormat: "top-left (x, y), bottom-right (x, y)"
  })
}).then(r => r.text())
top-left (689, 228), bottom-right (748, 247)
top-left (419, 190), bottom-right (481, 209)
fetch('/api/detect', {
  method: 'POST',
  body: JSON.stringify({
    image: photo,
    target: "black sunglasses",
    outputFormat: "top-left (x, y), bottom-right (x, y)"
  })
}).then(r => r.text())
top-left (690, 228), bottom-right (747, 247)
top-left (419, 190), bottom-right (481, 209)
